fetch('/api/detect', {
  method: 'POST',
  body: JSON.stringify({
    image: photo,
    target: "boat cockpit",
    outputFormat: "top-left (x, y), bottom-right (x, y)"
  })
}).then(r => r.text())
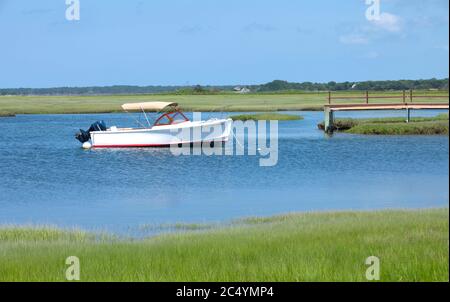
top-left (153, 110), bottom-right (190, 127)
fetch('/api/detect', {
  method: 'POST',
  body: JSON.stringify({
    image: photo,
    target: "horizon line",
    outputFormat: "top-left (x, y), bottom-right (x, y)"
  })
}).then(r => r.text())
top-left (0, 77), bottom-right (448, 90)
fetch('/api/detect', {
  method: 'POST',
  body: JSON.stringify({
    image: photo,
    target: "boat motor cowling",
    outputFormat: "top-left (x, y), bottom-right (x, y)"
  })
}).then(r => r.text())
top-left (75, 120), bottom-right (107, 143)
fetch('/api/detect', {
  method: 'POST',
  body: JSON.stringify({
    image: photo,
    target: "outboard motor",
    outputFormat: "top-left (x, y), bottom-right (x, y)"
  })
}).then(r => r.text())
top-left (75, 120), bottom-right (107, 143)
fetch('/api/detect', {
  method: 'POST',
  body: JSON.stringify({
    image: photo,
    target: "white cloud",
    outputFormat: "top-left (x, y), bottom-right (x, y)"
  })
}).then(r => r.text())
top-left (339, 34), bottom-right (369, 45)
top-left (338, 12), bottom-right (403, 45)
top-left (370, 12), bottom-right (402, 32)
top-left (362, 51), bottom-right (380, 59)
top-left (435, 44), bottom-right (449, 52)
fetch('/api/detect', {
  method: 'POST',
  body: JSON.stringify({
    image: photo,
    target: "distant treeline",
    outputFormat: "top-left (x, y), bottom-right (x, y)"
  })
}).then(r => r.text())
top-left (0, 78), bottom-right (447, 96)
top-left (0, 85), bottom-right (234, 96)
top-left (252, 78), bottom-right (449, 92)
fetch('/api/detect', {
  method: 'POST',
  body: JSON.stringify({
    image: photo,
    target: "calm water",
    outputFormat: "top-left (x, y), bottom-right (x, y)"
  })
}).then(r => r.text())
top-left (0, 110), bottom-right (448, 235)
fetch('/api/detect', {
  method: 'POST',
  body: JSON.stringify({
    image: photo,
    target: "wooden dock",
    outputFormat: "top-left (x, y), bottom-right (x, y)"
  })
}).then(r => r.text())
top-left (323, 102), bottom-right (449, 133)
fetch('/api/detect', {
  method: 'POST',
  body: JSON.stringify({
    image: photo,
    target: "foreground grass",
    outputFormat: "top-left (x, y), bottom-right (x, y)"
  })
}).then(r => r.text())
top-left (318, 113), bottom-right (449, 135)
top-left (0, 209), bottom-right (448, 281)
top-left (230, 112), bottom-right (303, 121)
top-left (0, 91), bottom-right (448, 115)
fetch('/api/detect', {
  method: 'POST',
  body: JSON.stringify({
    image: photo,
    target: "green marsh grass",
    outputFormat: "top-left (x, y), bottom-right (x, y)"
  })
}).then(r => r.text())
top-left (230, 113), bottom-right (303, 121)
top-left (0, 209), bottom-right (448, 281)
top-left (318, 113), bottom-right (449, 135)
top-left (0, 91), bottom-right (448, 115)
top-left (347, 121), bottom-right (449, 135)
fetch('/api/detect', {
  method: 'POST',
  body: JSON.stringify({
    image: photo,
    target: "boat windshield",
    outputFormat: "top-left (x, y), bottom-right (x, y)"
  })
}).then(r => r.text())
top-left (154, 110), bottom-right (189, 126)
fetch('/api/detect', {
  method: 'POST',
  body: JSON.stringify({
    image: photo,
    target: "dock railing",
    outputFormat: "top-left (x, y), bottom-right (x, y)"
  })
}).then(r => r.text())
top-left (327, 90), bottom-right (449, 105)
top-left (323, 90), bottom-right (449, 134)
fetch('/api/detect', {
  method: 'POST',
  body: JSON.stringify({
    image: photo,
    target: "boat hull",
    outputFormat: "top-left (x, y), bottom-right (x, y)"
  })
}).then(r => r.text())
top-left (90, 119), bottom-right (232, 148)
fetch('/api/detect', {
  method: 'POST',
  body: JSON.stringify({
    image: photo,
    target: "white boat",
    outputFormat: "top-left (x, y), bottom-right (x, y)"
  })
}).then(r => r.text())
top-left (75, 102), bottom-right (232, 148)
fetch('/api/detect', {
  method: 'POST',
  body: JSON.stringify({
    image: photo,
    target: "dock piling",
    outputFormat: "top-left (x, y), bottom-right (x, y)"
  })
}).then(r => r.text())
top-left (324, 107), bottom-right (334, 133)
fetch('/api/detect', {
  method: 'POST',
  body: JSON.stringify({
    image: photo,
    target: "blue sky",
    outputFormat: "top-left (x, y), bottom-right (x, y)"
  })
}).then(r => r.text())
top-left (0, 0), bottom-right (448, 88)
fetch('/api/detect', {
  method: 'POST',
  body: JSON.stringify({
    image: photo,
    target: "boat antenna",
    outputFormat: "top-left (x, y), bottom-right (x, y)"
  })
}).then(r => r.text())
top-left (140, 105), bottom-right (152, 127)
top-left (123, 109), bottom-right (148, 128)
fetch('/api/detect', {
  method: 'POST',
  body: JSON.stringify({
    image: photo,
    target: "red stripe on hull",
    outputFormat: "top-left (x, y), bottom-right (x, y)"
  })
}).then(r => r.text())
top-left (92, 140), bottom-right (227, 149)
top-left (94, 144), bottom-right (171, 148)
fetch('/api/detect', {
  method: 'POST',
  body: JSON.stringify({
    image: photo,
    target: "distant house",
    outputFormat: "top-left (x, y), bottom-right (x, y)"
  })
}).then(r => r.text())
top-left (234, 86), bottom-right (251, 94)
